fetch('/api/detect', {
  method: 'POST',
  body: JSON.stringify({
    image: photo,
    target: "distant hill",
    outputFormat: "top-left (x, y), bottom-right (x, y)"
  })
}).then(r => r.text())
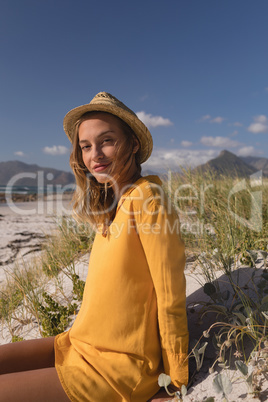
top-left (193, 150), bottom-right (259, 177)
top-left (0, 161), bottom-right (75, 187)
top-left (141, 168), bottom-right (160, 176)
top-left (240, 156), bottom-right (268, 176)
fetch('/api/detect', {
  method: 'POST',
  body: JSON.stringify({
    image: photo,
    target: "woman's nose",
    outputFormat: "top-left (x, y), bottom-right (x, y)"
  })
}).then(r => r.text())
top-left (91, 145), bottom-right (104, 160)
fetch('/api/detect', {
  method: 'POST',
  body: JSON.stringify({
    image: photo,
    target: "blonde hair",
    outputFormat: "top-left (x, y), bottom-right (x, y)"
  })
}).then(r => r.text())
top-left (69, 112), bottom-right (141, 229)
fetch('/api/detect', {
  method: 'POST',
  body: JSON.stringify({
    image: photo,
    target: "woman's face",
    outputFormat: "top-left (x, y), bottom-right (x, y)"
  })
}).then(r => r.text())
top-left (78, 113), bottom-right (138, 186)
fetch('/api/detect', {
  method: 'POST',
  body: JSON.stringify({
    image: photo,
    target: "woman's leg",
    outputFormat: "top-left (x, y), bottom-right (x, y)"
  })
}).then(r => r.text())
top-left (0, 367), bottom-right (70, 402)
top-left (0, 337), bottom-right (55, 374)
top-left (0, 337), bottom-right (70, 401)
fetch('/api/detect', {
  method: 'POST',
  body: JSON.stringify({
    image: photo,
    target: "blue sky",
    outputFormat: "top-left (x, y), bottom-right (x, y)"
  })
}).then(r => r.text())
top-left (1, 0), bottom-right (268, 173)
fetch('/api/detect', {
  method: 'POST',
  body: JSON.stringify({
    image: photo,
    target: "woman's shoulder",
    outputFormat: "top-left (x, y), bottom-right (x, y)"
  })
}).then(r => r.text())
top-left (128, 175), bottom-right (169, 212)
top-left (130, 175), bottom-right (162, 198)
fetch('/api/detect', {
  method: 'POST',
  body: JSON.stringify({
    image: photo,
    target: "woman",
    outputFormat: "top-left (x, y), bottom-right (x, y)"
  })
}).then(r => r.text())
top-left (0, 92), bottom-right (188, 401)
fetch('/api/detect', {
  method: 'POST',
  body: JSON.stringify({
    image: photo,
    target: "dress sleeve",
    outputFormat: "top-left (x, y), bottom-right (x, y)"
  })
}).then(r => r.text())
top-left (132, 193), bottom-right (189, 387)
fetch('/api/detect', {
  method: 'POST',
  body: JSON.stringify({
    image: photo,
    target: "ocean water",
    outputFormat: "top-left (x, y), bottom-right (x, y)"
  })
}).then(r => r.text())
top-left (0, 185), bottom-right (37, 194)
top-left (0, 185), bottom-right (74, 195)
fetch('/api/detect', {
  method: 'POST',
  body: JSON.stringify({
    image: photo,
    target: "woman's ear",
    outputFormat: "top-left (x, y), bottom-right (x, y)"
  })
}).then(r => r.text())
top-left (133, 138), bottom-right (140, 154)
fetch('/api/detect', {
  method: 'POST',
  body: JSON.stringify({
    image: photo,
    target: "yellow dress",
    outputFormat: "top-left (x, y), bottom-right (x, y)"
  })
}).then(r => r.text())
top-left (55, 175), bottom-right (189, 402)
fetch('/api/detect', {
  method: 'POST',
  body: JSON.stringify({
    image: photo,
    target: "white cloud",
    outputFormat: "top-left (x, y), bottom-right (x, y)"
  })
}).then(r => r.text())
top-left (255, 115), bottom-right (267, 123)
top-left (248, 123), bottom-right (268, 133)
top-left (14, 151), bottom-right (26, 157)
top-left (199, 115), bottom-right (224, 124)
top-left (237, 146), bottom-right (256, 156)
top-left (248, 115), bottom-right (268, 133)
top-left (142, 145), bottom-right (260, 173)
top-left (181, 140), bottom-right (193, 147)
top-left (199, 114), bottom-right (211, 122)
top-left (142, 148), bottom-right (218, 171)
top-left (43, 145), bottom-right (69, 155)
top-left (265, 87), bottom-right (268, 92)
top-left (200, 136), bottom-right (240, 148)
top-left (136, 111), bottom-right (173, 128)
top-left (210, 116), bottom-right (225, 124)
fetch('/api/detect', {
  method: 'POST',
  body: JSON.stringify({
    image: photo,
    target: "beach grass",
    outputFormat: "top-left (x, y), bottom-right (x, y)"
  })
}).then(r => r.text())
top-left (42, 216), bottom-right (95, 277)
top-left (166, 170), bottom-right (268, 399)
top-left (0, 216), bottom-right (94, 340)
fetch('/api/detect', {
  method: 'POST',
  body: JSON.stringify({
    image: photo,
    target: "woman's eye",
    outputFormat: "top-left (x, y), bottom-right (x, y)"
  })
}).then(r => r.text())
top-left (103, 138), bottom-right (112, 144)
top-left (81, 145), bottom-right (91, 150)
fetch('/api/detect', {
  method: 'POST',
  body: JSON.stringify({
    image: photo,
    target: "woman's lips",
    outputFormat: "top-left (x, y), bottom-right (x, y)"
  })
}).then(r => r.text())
top-left (93, 163), bottom-right (111, 172)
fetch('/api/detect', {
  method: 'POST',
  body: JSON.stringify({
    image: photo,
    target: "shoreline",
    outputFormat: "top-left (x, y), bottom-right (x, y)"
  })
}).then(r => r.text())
top-left (0, 194), bottom-right (73, 215)
top-left (0, 192), bottom-right (73, 204)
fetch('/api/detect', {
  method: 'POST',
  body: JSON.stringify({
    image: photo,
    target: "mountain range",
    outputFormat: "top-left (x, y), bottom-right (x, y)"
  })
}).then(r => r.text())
top-left (0, 161), bottom-right (75, 187)
top-left (1, 152), bottom-right (267, 187)
top-left (193, 150), bottom-right (268, 177)
top-left (240, 155), bottom-right (268, 175)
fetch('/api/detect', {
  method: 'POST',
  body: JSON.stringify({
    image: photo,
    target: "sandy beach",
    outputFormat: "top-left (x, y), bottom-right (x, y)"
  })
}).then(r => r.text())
top-left (0, 196), bottom-right (88, 343)
top-left (0, 199), bottom-right (267, 401)
top-left (0, 195), bottom-right (73, 282)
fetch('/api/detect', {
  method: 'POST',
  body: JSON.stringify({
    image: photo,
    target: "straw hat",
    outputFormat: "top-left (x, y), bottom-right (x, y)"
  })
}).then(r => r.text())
top-left (63, 92), bottom-right (153, 164)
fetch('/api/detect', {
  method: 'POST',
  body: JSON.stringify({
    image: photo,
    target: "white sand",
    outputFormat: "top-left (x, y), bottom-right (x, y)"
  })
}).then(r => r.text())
top-left (0, 200), bottom-right (267, 401)
top-left (0, 196), bottom-right (73, 283)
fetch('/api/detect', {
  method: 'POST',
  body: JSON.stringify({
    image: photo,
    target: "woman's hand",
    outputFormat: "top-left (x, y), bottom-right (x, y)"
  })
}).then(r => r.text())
top-left (148, 385), bottom-right (181, 401)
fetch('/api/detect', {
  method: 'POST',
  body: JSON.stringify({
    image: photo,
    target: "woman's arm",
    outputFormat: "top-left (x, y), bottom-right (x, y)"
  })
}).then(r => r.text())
top-left (133, 193), bottom-right (189, 388)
